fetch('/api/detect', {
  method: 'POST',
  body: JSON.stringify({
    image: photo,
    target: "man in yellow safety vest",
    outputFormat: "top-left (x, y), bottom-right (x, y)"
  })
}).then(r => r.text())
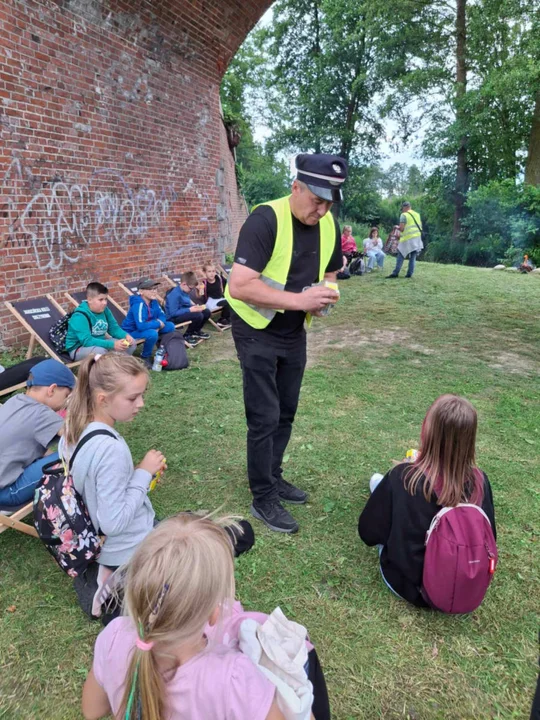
top-left (226, 153), bottom-right (348, 533)
top-left (387, 201), bottom-right (423, 279)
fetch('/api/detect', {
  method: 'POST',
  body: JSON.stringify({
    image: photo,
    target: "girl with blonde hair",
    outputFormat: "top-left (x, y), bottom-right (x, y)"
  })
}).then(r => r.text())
top-left (358, 395), bottom-right (496, 607)
top-left (60, 354), bottom-right (254, 619)
top-left (81, 513), bottom-right (287, 720)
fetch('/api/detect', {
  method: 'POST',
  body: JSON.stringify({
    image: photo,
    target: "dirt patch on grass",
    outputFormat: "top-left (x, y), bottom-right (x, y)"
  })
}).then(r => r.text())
top-left (206, 333), bottom-right (238, 363)
top-left (307, 326), bottom-right (434, 367)
top-left (488, 351), bottom-right (539, 375)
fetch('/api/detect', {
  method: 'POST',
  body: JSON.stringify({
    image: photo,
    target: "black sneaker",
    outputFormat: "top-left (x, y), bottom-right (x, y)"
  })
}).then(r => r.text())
top-left (184, 335), bottom-right (197, 347)
top-left (386, 274), bottom-right (399, 279)
top-left (250, 500), bottom-right (299, 534)
top-left (141, 356), bottom-right (153, 369)
top-left (193, 330), bottom-right (211, 340)
top-left (217, 319), bottom-right (232, 329)
top-left (277, 478), bottom-right (308, 504)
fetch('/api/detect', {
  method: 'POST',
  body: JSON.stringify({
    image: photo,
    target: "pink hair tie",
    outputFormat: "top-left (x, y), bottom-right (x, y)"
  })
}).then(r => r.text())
top-left (136, 638), bottom-right (154, 652)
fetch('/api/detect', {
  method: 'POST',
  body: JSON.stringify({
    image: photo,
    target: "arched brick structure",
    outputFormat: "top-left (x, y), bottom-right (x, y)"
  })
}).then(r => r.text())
top-left (0, 0), bottom-right (273, 346)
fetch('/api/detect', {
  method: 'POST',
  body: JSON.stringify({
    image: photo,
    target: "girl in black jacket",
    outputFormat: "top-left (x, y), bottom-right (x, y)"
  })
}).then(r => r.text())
top-left (358, 394), bottom-right (496, 608)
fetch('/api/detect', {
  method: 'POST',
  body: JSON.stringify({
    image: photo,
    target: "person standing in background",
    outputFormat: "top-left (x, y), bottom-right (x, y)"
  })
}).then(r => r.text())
top-left (387, 202), bottom-right (423, 279)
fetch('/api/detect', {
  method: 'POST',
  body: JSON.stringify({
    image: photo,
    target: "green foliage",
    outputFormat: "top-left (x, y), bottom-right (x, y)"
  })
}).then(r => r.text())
top-left (464, 180), bottom-right (540, 265)
top-left (258, 0), bottom-right (384, 161)
top-left (236, 148), bottom-right (291, 208)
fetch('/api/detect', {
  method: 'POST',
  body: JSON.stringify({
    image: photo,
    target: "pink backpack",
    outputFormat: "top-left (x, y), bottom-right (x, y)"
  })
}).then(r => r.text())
top-left (422, 504), bottom-right (497, 614)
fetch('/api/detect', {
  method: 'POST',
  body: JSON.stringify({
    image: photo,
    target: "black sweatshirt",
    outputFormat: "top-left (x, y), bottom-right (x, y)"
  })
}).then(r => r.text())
top-left (358, 463), bottom-right (497, 607)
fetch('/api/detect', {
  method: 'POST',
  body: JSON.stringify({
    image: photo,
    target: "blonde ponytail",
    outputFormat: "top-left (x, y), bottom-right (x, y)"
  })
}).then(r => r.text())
top-left (119, 513), bottom-right (236, 720)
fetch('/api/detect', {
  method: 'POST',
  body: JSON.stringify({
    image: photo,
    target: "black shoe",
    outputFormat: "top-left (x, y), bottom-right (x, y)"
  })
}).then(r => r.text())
top-left (277, 478), bottom-right (308, 504)
top-left (184, 335), bottom-right (197, 346)
top-left (217, 319), bottom-right (232, 329)
top-left (141, 356), bottom-right (153, 369)
top-left (405, 274), bottom-right (413, 278)
top-left (193, 330), bottom-right (210, 340)
top-left (386, 274), bottom-right (399, 279)
top-left (250, 500), bottom-right (299, 533)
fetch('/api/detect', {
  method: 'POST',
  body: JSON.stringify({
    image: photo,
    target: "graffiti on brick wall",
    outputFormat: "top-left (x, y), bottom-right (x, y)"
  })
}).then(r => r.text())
top-left (0, 157), bottom-right (178, 271)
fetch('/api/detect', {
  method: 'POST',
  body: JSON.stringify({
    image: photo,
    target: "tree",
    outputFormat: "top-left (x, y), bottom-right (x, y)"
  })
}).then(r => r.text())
top-left (256, 0), bottom-right (384, 162)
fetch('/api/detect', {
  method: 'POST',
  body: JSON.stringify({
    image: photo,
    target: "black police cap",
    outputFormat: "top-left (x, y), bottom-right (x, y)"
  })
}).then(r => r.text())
top-left (295, 153), bottom-right (348, 202)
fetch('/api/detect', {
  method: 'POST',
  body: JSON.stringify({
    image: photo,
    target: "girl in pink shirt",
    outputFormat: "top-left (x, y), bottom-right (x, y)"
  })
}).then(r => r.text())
top-left (82, 513), bottom-right (286, 720)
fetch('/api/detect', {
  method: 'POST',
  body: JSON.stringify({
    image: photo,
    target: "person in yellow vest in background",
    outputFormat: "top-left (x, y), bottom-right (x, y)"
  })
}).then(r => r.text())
top-left (226, 153), bottom-right (348, 534)
top-left (387, 201), bottom-right (423, 279)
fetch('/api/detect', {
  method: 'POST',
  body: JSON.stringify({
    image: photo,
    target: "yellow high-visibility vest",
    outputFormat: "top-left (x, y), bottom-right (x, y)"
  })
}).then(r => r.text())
top-left (225, 195), bottom-right (336, 329)
top-left (400, 209), bottom-right (422, 243)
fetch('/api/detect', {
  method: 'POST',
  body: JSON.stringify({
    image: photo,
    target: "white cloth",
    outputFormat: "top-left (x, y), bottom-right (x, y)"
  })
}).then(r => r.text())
top-left (206, 296), bottom-right (225, 312)
top-left (239, 607), bottom-right (313, 720)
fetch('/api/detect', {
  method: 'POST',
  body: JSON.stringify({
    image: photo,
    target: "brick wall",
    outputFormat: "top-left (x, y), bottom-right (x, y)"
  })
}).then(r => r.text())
top-left (0, 0), bottom-right (271, 348)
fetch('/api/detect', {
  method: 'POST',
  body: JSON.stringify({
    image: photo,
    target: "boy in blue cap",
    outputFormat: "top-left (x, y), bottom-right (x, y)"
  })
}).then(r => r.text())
top-left (121, 278), bottom-right (175, 368)
top-left (0, 359), bottom-right (76, 508)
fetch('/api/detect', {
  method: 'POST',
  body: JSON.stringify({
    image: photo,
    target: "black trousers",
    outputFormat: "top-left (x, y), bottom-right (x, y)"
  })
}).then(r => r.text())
top-left (234, 334), bottom-right (307, 503)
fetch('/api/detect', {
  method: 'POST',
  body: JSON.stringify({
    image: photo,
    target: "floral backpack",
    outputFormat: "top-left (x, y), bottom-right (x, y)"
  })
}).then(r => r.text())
top-left (33, 429), bottom-right (116, 578)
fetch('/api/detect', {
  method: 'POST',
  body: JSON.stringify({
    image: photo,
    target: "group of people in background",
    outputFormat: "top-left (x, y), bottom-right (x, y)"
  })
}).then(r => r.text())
top-left (340, 200), bottom-right (424, 279)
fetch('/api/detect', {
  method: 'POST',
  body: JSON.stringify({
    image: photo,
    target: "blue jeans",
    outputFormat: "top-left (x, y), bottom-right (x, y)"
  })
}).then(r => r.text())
top-left (130, 323), bottom-right (175, 358)
top-left (366, 249), bottom-right (386, 270)
top-left (393, 250), bottom-right (417, 277)
top-left (0, 452), bottom-right (59, 507)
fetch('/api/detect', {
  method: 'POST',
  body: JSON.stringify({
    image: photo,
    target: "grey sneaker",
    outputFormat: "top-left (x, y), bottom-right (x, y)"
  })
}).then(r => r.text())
top-left (250, 500), bottom-right (299, 533)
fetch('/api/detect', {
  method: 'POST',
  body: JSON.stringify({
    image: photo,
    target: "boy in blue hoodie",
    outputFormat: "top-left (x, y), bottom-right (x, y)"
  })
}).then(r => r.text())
top-left (121, 278), bottom-right (175, 367)
top-left (164, 271), bottom-right (211, 344)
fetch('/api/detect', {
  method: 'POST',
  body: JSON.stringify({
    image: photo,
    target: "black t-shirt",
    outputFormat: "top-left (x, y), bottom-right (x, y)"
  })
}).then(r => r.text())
top-left (231, 205), bottom-right (342, 345)
top-left (357, 464), bottom-right (497, 607)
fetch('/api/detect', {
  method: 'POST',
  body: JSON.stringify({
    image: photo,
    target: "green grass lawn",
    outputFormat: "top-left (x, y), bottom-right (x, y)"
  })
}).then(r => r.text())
top-left (1, 263), bottom-right (539, 719)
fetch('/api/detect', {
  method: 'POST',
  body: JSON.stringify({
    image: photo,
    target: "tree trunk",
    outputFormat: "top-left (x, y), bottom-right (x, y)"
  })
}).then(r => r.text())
top-left (525, 89), bottom-right (540, 186)
top-left (452, 0), bottom-right (469, 241)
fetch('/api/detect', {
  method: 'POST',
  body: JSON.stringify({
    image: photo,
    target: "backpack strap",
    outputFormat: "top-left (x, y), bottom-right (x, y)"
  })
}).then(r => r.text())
top-left (68, 429), bottom-right (117, 470)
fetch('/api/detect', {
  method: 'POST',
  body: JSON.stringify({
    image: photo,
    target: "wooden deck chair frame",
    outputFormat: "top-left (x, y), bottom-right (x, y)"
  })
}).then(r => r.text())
top-left (162, 274), bottom-right (229, 333)
top-left (5, 295), bottom-right (80, 367)
top-left (0, 502), bottom-right (38, 538)
top-left (63, 292), bottom-right (145, 348)
top-left (117, 282), bottom-right (198, 346)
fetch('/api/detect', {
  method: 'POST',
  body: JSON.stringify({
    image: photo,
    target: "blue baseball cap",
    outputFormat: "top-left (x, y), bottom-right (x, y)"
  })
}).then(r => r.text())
top-left (27, 359), bottom-right (76, 389)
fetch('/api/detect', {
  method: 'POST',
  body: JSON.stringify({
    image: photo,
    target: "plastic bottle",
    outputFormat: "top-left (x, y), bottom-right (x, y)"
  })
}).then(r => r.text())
top-left (152, 346), bottom-right (166, 372)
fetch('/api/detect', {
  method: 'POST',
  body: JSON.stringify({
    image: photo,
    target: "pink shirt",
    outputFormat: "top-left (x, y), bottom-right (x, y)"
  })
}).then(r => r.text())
top-left (341, 234), bottom-right (357, 254)
top-left (93, 615), bottom-right (275, 720)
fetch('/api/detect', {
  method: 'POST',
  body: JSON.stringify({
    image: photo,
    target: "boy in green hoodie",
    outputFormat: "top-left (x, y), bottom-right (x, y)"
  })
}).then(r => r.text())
top-left (66, 282), bottom-right (136, 360)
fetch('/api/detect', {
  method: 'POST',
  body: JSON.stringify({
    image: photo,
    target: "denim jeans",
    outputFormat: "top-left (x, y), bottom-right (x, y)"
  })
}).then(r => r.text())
top-left (0, 452), bottom-right (59, 507)
top-left (393, 250), bottom-right (417, 277)
top-left (130, 322), bottom-right (175, 358)
top-left (366, 249), bottom-right (386, 270)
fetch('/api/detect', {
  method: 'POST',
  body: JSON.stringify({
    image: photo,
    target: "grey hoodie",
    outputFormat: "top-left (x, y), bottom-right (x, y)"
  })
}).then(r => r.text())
top-left (59, 422), bottom-right (155, 567)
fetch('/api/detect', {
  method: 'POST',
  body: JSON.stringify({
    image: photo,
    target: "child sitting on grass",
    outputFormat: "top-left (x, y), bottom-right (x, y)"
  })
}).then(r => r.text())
top-left (82, 513), bottom-right (327, 720)
top-left (121, 278), bottom-right (175, 368)
top-left (164, 271), bottom-right (212, 344)
top-left (66, 282), bottom-right (136, 360)
top-left (0, 360), bottom-right (75, 507)
top-left (358, 394), bottom-right (497, 608)
top-left (59, 353), bottom-right (254, 620)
